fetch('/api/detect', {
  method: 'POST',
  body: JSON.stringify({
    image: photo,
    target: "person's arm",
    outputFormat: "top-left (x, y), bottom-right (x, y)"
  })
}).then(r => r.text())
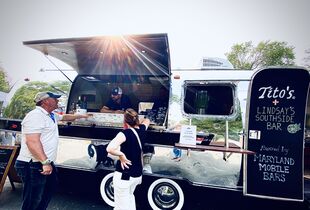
top-left (101, 98), bottom-right (115, 113)
top-left (106, 132), bottom-right (131, 169)
top-left (25, 133), bottom-right (53, 175)
top-left (100, 106), bottom-right (124, 114)
top-left (61, 113), bottom-right (91, 121)
top-left (100, 106), bottom-right (112, 113)
top-left (140, 118), bottom-right (151, 130)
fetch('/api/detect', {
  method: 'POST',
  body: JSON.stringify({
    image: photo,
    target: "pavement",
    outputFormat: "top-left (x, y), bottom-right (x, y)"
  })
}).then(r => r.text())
top-left (0, 179), bottom-right (112, 210)
top-left (1, 161), bottom-right (310, 210)
top-left (1, 177), bottom-right (310, 210)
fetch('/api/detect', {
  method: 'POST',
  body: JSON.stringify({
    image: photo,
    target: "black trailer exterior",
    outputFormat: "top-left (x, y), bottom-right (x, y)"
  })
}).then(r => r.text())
top-left (1, 34), bottom-right (309, 209)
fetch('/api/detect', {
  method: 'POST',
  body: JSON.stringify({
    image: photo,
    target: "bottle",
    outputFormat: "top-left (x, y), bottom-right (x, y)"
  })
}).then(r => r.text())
top-left (82, 96), bottom-right (87, 110)
top-left (77, 96), bottom-right (82, 108)
top-left (70, 102), bottom-right (76, 114)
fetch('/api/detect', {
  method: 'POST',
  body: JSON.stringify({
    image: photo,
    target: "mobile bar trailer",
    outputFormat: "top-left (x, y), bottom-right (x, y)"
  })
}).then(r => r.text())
top-left (1, 34), bottom-right (309, 210)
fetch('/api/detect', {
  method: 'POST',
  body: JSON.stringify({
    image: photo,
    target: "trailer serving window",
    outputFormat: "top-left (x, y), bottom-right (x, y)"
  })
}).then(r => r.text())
top-left (183, 81), bottom-right (237, 119)
top-left (67, 75), bottom-right (170, 126)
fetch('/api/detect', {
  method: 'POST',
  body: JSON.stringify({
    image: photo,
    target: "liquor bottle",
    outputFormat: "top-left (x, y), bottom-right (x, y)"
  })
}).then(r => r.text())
top-left (70, 102), bottom-right (76, 114)
top-left (82, 96), bottom-right (87, 109)
top-left (77, 96), bottom-right (84, 109)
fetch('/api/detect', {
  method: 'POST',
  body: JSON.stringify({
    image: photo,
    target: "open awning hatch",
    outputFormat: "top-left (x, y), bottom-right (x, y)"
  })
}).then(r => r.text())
top-left (24, 33), bottom-right (171, 76)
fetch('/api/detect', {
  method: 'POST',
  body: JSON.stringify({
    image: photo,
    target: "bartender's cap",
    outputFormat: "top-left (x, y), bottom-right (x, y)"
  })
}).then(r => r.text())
top-left (111, 87), bottom-right (122, 96)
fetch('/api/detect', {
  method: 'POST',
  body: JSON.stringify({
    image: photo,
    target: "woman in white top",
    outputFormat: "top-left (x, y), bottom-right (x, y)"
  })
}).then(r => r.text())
top-left (107, 108), bottom-right (150, 210)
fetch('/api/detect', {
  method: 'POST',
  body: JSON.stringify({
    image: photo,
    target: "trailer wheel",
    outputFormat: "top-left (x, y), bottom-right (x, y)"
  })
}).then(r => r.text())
top-left (87, 144), bottom-right (98, 169)
top-left (88, 144), bottom-right (96, 159)
top-left (100, 172), bottom-right (115, 207)
top-left (147, 178), bottom-right (184, 210)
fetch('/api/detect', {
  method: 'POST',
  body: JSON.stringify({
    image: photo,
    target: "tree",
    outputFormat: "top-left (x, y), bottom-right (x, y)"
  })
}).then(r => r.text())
top-left (303, 48), bottom-right (310, 68)
top-left (225, 41), bottom-right (295, 70)
top-left (0, 66), bottom-right (10, 92)
top-left (49, 80), bottom-right (71, 95)
top-left (3, 81), bottom-right (71, 119)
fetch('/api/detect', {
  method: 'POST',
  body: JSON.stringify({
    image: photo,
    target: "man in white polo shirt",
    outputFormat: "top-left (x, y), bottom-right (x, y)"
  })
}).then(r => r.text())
top-left (14, 91), bottom-right (90, 210)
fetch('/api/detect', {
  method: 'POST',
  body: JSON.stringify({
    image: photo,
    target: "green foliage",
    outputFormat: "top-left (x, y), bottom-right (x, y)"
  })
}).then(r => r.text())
top-left (304, 48), bottom-right (310, 68)
top-left (50, 80), bottom-right (71, 94)
top-left (225, 41), bottom-right (295, 70)
top-left (0, 67), bottom-right (10, 93)
top-left (192, 111), bottom-right (243, 141)
top-left (3, 81), bottom-right (71, 119)
top-left (171, 94), bottom-right (180, 103)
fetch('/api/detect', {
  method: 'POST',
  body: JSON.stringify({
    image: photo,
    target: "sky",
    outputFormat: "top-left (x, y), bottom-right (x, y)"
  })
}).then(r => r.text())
top-left (0, 0), bottom-right (309, 89)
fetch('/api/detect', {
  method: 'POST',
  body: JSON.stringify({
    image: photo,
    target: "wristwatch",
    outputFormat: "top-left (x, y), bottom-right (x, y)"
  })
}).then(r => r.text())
top-left (41, 159), bottom-right (52, 165)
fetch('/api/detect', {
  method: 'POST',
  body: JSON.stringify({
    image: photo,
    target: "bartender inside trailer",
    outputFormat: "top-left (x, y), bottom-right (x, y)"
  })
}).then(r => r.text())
top-left (100, 87), bottom-right (132, 114)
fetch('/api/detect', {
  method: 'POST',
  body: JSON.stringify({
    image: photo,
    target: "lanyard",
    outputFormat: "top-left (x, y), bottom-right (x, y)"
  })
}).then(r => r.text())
top-left (49, 113), bottom-right (55, 123)
top-left (36, 107), bottom-right (56, 123)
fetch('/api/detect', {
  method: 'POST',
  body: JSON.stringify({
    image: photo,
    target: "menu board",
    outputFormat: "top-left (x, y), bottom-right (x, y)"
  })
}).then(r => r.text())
top-left (0, 146), bottom-right (18, 193)
top-left (179, 125), bottom-right (197, 145)
top-left (244, 67), bottom-right (310, 201)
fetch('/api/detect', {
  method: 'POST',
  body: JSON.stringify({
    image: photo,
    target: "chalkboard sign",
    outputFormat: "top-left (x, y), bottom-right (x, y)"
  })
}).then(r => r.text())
top-left (244, 67), bottom-right (310, 201)
top-left (0, 145), bottom-right (18, 193)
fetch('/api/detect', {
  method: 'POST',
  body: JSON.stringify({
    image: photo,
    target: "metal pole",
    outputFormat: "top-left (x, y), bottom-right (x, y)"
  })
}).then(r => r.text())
top-left (223, 119), bottom-right (229, 160)
top-left (43, 55), bottom-right (73, 83)
top-left (225, 120), bottom-right (229, 148)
